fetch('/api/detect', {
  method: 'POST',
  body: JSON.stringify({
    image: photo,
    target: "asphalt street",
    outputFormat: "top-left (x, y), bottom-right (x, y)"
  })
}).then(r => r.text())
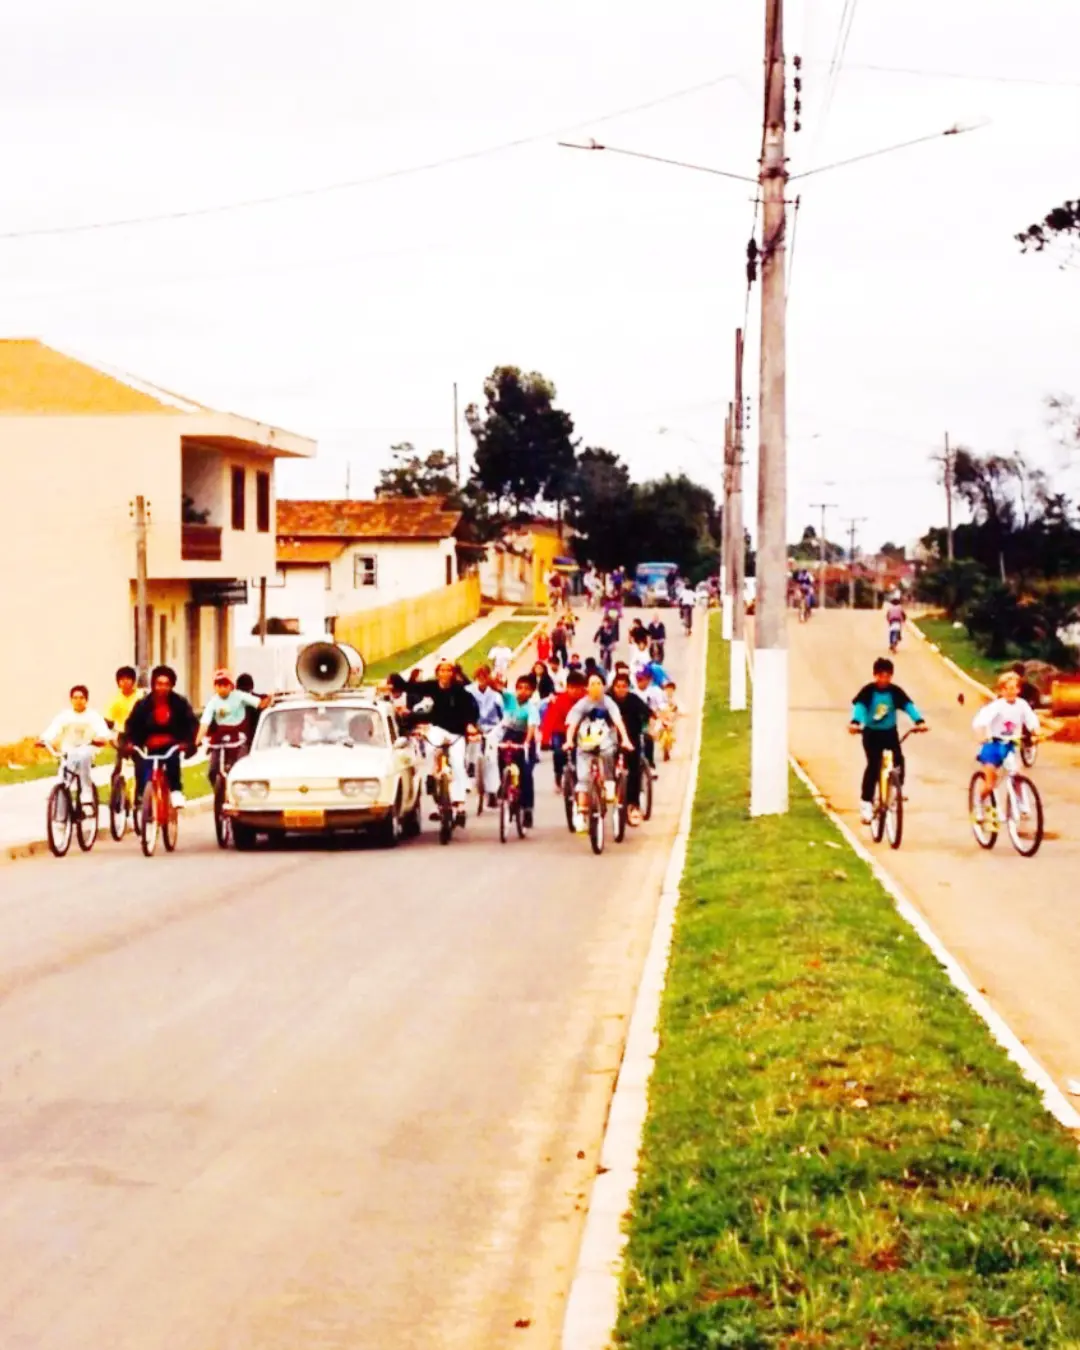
top-left (0, 619), bottom-right (704, 1350)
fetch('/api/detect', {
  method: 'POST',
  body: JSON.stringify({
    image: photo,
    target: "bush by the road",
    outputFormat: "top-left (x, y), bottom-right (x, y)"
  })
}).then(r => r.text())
top-left (616, 616), bottom-right (1080, 1348)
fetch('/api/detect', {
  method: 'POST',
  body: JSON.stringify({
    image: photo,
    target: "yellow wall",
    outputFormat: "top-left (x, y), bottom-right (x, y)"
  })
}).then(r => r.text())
top-left (529, 529), bottom-right (564, 606)
top-left (334, 575), bottom-right (481, 664)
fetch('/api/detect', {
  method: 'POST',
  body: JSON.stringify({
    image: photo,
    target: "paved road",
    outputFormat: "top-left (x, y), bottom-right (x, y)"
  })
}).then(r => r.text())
top-left (0, 625), bottom-right (704, 1350)
top-left (789, 609), bottom-right (1080, 1097)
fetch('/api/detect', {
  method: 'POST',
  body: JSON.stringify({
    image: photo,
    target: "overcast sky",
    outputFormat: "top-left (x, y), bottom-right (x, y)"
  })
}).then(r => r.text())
top-left (3, 0), bottom-right (1078, 551)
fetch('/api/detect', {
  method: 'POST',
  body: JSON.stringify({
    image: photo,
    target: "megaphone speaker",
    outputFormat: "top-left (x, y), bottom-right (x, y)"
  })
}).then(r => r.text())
top-left (295, 642), bottom-right (365, 694)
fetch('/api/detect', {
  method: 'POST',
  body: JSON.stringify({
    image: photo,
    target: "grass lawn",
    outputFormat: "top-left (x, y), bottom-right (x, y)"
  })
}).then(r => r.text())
top-left (361, 622), bottom-right (474, 683)
top-left (456, 620), bottom-right (537, 677)
top-left (617, 615), bottom-right (1080, 1348)
top-left (0, 746), bottom-right (117, 788)
top-left (916, 615), bottom-right (1007, 690)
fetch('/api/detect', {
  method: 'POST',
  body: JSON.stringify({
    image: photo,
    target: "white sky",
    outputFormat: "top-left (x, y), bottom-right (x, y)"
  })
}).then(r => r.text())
top-left (3, 0), bottom-right (1078, 552)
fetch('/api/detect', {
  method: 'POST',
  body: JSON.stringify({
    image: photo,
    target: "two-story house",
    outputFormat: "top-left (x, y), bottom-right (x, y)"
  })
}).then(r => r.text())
top-left (234, 497), bottom-right (464, 640)
top-left (0, 339), bottom-right (315, 741)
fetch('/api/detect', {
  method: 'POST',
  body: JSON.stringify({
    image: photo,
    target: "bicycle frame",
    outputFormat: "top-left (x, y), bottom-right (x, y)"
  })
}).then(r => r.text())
top-left (131, 745), bottom-right (183, 856)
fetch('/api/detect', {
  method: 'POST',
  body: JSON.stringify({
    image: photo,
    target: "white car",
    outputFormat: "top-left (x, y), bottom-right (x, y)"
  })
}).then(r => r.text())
top-left (224, 693), bottom-right (423, 850)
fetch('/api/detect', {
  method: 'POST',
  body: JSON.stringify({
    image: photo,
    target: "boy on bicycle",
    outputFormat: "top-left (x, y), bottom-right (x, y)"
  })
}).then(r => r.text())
top-left (500, 673), bottom-right (541, 827)
top-left (848, 657), bottom-right (927, 825)
top-left (971, 671), bottom-right (1040, 820)
top-left (41, 685), bottom-right (111, 812)
top-left (195, 669), bottom-right (266, 782)
top-left (104, 664), bottom-right (144, 794)
top-left (565, 672), bottom-right (634, 832)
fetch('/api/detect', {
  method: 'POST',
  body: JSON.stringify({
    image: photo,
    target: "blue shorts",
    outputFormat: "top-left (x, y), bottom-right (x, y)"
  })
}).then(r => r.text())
top-left (976, 740), bottom-right (1011, 768)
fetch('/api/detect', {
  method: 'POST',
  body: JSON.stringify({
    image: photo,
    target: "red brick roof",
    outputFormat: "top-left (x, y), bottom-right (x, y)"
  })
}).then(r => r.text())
top-left (277, 498), bottom-right (461, 541)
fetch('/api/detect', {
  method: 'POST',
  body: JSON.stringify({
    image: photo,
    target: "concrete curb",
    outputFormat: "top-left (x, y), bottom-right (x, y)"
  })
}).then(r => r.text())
top-left (909, 618), bottom-right (992, 700)
top-left (560, 622), bottom-right (710, 1350)
top-left (1, 793), bottom-right (214, 868)
top-left (788, 755), bottom-right (1080, 1132)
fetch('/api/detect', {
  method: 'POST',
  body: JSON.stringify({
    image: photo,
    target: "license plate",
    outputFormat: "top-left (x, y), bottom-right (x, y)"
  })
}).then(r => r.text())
top-left (283, 809), bottom-right (325, 829)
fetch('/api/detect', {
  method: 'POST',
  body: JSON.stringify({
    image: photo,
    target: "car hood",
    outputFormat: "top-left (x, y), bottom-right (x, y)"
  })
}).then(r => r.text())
top-left (231, 744), bottom-right (393, 780)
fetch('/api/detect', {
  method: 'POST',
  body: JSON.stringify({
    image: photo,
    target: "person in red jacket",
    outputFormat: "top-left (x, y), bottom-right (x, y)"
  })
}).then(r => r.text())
top-left (536, 627), bottom-right (552, 665)
top-left (540, 668), bottom-right (586, 789)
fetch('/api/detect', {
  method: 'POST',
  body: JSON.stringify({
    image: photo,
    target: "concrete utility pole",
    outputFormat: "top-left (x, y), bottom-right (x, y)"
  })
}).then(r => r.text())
top-left (810, 501), bottom-right (837, 609)
top-left (721, 407), bottom-right (734, 642)
top-left (132, 495), bottom-right (149, 685)
top-left (730, 328), bottom-right (748, 712)
top-left (751, 0), bottom-right (790, 817)
top-left (843, 516), bottom-right (867, 608)
top-left (944, 431), bottom-right (954, 562)
top-left (453, 382), bottom-right (461, 488)
top-left (258, 578), bottom-right (268, 646)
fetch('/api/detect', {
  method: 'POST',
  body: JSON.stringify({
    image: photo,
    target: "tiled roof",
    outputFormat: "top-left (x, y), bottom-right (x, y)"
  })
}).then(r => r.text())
top-left (0, 339), bottom-right (205, 414)
top-left (277, 540), bottom-right (348, 565)
top-left (277, 498), bottom-right (462, 541)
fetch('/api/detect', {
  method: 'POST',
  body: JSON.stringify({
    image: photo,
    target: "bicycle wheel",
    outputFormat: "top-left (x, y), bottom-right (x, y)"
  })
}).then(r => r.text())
top-left (214, 778), bottom-right (231, 849)
top-left (1006, 774), bottom-right (1043, 857)
top-left (562, 765), bottom-right (576, 833)
top-left (163, 795), bottom-right (179, 852)
top-left (613, 771), bottom-right (628, 844)
top-left (46, 783), bottom-right (74, 857)
top-left (437, 774), bottom-right (453, 845)
top-left (76, 782), bottom-right (99, 852)
top-left (869, 781), bottom-right (886, 843)
top-left (498, 768), bottom-right (512, 843)
top-left (108, 775), bottom-right (128, 842)
top-left (885, 772), bottom-right (903, 849)
top-left (1021, 736), bottom-right (1037, 770)
top-left (968, 772), bottom-right (998, 850)
top-left (515, 777), bottom-right (526, 838)
top-left (588, 781), bottom-right (605, 856)
top-left (140, 783), bottom-right (159, 856)
top-left (641, 762), bottom-right (654, 822)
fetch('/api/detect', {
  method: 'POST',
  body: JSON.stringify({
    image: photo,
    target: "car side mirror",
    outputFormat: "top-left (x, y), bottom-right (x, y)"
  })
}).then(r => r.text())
top-left (394, 736), bottom-right (411, 750)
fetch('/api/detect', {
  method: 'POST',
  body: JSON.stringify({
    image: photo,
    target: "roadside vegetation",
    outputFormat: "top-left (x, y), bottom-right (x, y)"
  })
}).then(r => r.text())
top-left (360, 623), bottom-right (474, 682)
top-left (617, 618), bottom-right (1080, 1348)
top-left (456, 620), bottom-right (537, 676)
top-left (914, 616), bottom-right (1001, 690)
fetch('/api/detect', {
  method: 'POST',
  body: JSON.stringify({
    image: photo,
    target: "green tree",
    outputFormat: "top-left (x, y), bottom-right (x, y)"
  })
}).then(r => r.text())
top-left (375, 443), bottom-right (458, 500)
top-left (632, 474), bottom-right (721, 580)
top-left (567, 447), bottom-right (636, 573)
top-left (465, 367), bottom-right (578, 518)
top-left (1016, 199), bottom-right (1080, 254)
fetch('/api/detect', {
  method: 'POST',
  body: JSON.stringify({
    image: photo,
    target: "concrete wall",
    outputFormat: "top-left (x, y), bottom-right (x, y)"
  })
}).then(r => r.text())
top-left (0, 415), bottom-right (284, 742)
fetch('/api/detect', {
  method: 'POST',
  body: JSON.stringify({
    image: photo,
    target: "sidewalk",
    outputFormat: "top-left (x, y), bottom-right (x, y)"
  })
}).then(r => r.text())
top-left (410, 605), bottom-right (522, 677)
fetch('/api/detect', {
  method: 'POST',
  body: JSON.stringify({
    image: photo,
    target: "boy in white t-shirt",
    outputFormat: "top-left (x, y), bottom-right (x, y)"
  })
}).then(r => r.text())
top-left (971, 671), bottom-right (1040, 815)
top-left (41, 685), bottom-right (112, 808)
top-left (488, 641), bottom-right (513, 679)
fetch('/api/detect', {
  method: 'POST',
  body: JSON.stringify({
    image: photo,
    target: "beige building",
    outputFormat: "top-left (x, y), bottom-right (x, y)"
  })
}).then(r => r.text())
top-left (0, 340), bottom-right (315, 743)
top-left (234, 498), bottom-right (464, 641)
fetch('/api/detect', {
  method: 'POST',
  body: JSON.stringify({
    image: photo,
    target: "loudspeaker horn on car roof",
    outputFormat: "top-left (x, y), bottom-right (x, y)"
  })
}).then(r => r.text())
top-left (295, 642), bottom-right (366, 696)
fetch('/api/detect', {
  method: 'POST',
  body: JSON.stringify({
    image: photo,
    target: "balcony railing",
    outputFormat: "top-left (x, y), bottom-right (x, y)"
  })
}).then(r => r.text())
top-left (181, 524), bottom-right (223, 562)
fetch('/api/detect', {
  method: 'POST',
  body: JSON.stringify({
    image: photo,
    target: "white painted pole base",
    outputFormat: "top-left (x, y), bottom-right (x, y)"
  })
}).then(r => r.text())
top-left (721, 593), bottom-right (733, 642)
top-left (729, 637), bottom-right (747, 711)
top-left (750, 646), bottom-right (788, 816)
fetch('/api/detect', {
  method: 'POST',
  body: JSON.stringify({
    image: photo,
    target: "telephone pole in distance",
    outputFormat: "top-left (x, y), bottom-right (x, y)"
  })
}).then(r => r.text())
top-left (843, 516), bottom-right (867, 608)
top-left (730, 327), bottom-right (747, 711)
top-left (809, 501), bottom-right (837, 610)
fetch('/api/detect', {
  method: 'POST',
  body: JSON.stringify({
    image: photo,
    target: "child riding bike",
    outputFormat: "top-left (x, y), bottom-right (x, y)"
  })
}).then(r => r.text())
top-left (971, 671), bottom-right (1040, 821)
top-left (848, 657), bottom-right (928, 824)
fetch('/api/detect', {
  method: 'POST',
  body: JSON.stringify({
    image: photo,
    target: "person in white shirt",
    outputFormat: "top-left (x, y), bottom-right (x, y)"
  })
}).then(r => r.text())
top-left (488, 641), bottom-right (514, 679)
top-left (41, 685), bottom-right (112, 808)
top-left (971, 671), bottom-right (1040, 813)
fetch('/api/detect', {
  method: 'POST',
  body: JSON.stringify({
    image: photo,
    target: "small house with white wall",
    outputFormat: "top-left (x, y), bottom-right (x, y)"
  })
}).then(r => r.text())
top-left (235, 497), bottom-right (464, 641)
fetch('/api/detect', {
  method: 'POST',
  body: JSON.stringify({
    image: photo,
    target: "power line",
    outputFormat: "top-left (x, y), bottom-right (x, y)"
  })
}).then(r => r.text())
top-left (813, 0), bottom-right (860, 153)
top-left (847, 62), bottom-right (1080, 89)
top-left (0, 74), bottom-right (742, 243)
top-left (792, 122), bottom-right (981, 180)
top-left (785, 194), bottom-right (802, 300)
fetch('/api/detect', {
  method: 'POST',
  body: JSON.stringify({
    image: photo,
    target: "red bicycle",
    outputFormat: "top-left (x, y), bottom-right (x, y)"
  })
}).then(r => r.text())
top-left (497, 740), bottom-right (528, 842)
top-left (132, 745), bottom-right (184, 857)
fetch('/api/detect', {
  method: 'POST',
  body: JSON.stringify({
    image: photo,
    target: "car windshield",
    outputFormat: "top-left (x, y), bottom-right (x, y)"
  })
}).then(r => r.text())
top-left (255, 705), bottom-right (388, 750)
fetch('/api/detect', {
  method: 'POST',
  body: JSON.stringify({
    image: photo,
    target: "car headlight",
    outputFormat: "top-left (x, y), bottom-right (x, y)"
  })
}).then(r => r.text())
top-left (340, 778), bottom-right (380, 800)
top-left (232, 780), bottom-right (270, 802)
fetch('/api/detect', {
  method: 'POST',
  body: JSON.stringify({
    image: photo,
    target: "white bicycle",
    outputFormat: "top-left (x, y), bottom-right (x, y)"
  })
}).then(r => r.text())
top-left (969, 737), bottom-right (1044, 858)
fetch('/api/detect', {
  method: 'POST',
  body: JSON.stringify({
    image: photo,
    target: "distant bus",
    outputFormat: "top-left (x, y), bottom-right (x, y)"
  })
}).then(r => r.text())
top-left (635, 561), bottom-right (679, 606)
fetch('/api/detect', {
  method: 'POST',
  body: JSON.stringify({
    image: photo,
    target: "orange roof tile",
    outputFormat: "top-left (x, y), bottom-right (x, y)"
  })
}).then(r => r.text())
top-left (0, 339), bottom-right (203, 414)
top-left (276, 539), bottom-right (347, 565)
top-left (277, 498), bottom-right (462, 541)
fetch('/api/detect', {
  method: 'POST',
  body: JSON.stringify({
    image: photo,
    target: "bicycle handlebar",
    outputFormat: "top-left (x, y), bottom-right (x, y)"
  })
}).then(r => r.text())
top-left (131, 744), bottom-right (184, 763)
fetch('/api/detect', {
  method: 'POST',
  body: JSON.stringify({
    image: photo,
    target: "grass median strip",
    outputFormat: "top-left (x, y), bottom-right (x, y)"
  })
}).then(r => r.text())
top-left (616, 616), bottom-right (1080, 1348)
top-left (360, 622), bottom-right (474, 683)
top-left (457, 620), bottom-right (537, 676)
top-left (916, 615), bottom-right (1000, 690)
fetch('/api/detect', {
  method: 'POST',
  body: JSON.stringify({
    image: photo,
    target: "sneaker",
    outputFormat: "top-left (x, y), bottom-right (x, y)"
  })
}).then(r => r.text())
top-left (572, 809), bottom-right (585, 833)
top-left (487, 793), bottom-right (499, 809)
top-left (454, 808), bottom-right (467, 828)
top-left (604, 781), bottom-right (617, 803)
top-left (523, 809), bottom-right (533, 828)
top-left (859, 801), bottom-right (873, 825)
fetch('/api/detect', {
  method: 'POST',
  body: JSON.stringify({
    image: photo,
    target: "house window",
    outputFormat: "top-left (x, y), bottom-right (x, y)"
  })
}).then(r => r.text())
top-left (231, 467), bottom-right (246, 530)
top-left (256, 471), bottom-right (271, 533)
top-left (354, 554), bottom-right (378, 588)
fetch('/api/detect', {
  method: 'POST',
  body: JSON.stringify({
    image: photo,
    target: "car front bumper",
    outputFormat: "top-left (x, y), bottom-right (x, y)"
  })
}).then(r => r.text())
top-left (224, 804), bottom-right (393, 832)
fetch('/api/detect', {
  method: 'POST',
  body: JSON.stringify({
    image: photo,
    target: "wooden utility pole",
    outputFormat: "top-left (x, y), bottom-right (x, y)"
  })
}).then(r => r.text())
top-left (810, 501), bottom-right (837, 609)
top-left (944, 431), bottom-right (954, 562)
top-left (721, 407), bottom-right (734, 641)
top-left (750, 0), bottom-right (789, 816)
top-left (843, 516), bottom-right (867, 608)
top-left (730, 328), bottom-right (747, 711)
top-left (258, 577), bottom-right (268, 645)
top-left (453, 382), bottom-right (461, 488)
top-left (131, 495), bottom-right (150, 684)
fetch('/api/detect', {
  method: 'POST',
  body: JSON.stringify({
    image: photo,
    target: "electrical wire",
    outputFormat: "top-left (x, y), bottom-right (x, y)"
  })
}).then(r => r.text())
top-left (848, 62), bottom-right (1080, 89)
top-left (792, 123), bottom-right (982, 180)
top-left (812, 0), bottom-right (860, 157)
top-left (0, 74), bottom-right (742, 243)
top-left (785, 194), bottom-right (802, 300)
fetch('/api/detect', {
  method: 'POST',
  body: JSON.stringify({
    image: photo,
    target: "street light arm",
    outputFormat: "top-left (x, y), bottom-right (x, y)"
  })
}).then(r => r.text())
top-left (557, 140), bottom-right (758, 184)
top-left (790, 120), bottom-right (989, 181)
